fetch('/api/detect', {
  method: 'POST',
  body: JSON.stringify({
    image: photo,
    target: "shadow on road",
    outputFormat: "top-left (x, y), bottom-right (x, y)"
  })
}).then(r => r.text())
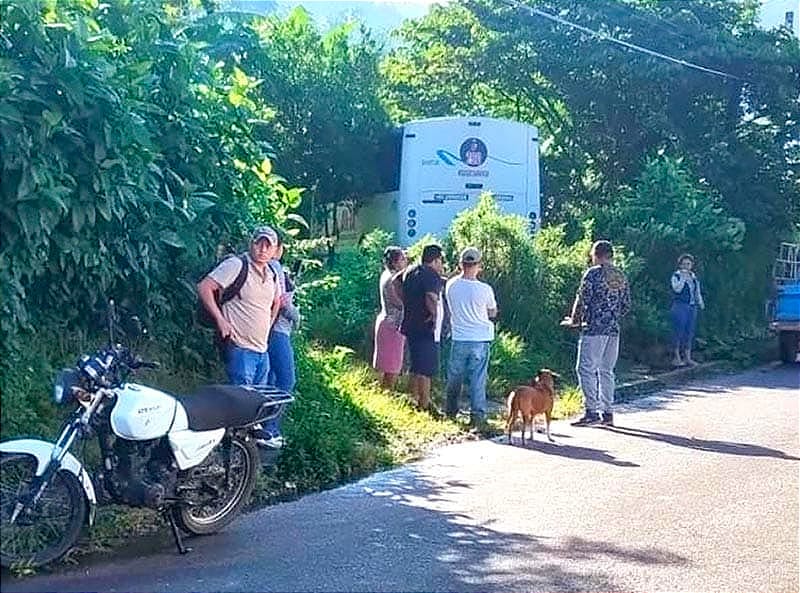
top-left (1, 470), bottom-right (690, 593)
top-left (497, 439), bottom-right (640, 468)
top-left (344, 472), bottom-right (686, 592)
top-left (604, 426), bottom-right (800, 461)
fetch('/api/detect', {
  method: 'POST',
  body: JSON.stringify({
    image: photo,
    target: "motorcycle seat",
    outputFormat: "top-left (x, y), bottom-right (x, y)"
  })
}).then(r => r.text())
top-left (176, 384), bottom-right (293, 431)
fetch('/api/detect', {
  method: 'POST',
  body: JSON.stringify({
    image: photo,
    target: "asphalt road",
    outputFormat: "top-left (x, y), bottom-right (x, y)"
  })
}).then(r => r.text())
top-left (3, 364), bottom-right (799, 593)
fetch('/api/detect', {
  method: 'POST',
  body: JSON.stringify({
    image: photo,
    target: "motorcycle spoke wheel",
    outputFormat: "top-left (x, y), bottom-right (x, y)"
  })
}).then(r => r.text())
top-left (187, 440), bottom-right (248, 524)
top-left (0, 455), bottom-right (86, 568)
top-left (174, 436), bottom-right (258, 535)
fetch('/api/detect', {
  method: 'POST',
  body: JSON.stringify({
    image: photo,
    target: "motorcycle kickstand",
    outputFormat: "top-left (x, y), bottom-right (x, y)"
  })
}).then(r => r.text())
top-left (163, 509), bottom-right (192, 555)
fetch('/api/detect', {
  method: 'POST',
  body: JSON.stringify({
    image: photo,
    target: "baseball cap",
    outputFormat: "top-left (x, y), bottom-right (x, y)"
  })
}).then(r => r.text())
top-left (460, 246), bottom-right (482, 264)
top-left (251, 226), bottom-right (278, 245)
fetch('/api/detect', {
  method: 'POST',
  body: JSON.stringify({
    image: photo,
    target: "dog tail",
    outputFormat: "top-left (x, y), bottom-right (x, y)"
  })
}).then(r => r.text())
top-left (506, 391), bottom-right (516, 413)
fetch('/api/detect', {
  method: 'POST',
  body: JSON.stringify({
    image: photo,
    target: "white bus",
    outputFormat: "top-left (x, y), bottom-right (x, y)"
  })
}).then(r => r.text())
top-left (346, 117), bottom-right (541, 246)
top-left (359, 116), bottom-right (540, 247)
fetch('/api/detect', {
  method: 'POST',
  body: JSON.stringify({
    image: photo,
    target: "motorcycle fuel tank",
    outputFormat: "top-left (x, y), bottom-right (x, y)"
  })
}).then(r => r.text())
top-left (110, 383), bottom-right (178, 440)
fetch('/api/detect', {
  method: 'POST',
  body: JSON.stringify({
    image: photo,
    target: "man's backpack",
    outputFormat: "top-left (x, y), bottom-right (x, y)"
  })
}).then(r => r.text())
top-left (198, 254), bottom-right (249, 328)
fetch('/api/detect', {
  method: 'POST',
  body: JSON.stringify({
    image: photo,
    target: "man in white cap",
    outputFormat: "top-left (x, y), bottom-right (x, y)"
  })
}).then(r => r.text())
top-left (444, 246), bottom-right (497, 429)
top-left (197, 226), bottom-right (281, 408)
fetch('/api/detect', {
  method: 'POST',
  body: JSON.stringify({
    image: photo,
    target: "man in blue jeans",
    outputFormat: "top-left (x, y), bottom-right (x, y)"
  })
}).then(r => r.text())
top-left (444, 247), bottom-right (497, 429)
top-left (197, 226), bottom-right (282, 447)
top-left (264, 235), bottom-right (300, 447)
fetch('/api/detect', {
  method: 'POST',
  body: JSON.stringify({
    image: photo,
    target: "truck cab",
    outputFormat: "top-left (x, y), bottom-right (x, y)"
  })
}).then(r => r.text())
top-left (770, 242), bottom-right (800, 363)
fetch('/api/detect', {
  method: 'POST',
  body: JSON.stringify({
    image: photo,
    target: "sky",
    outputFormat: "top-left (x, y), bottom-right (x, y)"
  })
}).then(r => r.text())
top-left (225, 1), bottom-right (443, 35)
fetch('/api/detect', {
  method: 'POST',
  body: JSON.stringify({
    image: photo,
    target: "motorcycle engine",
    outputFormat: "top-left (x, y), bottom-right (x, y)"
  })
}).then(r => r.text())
top-left (104, 438), bottom-right (178, 508)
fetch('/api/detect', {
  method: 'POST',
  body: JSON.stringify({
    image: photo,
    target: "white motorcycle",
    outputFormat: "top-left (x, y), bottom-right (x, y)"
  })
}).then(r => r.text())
top-left (0, 302), bottom-right (293, 568)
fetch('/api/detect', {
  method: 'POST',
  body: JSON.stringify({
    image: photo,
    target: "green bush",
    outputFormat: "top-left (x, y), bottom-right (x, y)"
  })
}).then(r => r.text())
top-left (487, 331), bottom-right (535, 398)
top-left (298, 229), bottom-right (392, 354)
top-left (447, 195), bottom-right (587, 372)
top-left (487, 329), bottom-right (578, 401)
top-left (0, 0), bottom-right (298, 348)
top-left (599, 154), bottom-right (761, 364)
top-left (447, 195), bottom-right (542, 334)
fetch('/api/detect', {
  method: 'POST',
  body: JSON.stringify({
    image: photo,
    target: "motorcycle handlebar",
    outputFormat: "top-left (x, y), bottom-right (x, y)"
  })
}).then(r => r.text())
top-left (77, 347), bottom-right (159, 390)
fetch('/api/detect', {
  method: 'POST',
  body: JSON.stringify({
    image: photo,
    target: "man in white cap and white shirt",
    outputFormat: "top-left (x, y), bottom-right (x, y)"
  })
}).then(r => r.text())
top-left (444, 246), bottom-right (497, 429)
top-left (197, 226), bottom-right (282, 441)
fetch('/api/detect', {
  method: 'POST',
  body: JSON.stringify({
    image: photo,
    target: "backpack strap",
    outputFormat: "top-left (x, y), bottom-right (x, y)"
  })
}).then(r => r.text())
top-left (220, 255), bottom-right (249, 304)
top-left (268, 260), bottom-right (279, 283)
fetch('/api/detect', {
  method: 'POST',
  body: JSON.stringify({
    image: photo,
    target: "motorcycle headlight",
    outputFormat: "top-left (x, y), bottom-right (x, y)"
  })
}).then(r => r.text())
top-left (53, 369), bottom-right (82, 405)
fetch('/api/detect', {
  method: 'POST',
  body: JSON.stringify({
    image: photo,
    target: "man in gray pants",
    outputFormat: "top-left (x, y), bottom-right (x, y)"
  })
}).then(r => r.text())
top-left (563, 240), bottom-right (631, 427)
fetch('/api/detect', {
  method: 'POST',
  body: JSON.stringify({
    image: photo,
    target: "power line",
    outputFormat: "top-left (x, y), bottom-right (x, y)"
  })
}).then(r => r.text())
top-left (497, 0), bottom-right (746, 82)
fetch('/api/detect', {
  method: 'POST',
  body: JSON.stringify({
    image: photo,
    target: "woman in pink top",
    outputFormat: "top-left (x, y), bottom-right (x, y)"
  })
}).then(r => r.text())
top-left (373, 246), bottom-right (408, 388)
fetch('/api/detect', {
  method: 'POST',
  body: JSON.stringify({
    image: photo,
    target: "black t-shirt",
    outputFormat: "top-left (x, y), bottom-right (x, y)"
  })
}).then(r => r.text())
top-left (401, 264), bottom-right (443, 337)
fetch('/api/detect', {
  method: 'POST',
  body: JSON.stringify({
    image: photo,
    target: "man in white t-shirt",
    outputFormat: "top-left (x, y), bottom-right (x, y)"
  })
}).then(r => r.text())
top-left (444, 246), bottom-right (497, 428)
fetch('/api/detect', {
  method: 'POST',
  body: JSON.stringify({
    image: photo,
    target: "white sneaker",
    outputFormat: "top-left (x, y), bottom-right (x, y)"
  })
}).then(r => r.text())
top-left (255, 435), bottom-right (285, 449)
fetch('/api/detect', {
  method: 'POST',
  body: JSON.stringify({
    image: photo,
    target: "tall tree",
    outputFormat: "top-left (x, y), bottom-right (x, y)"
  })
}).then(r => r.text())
top-left (195, 7), bottom-right (392, 230)
top-left (0, 0), bottom-right (295, 337)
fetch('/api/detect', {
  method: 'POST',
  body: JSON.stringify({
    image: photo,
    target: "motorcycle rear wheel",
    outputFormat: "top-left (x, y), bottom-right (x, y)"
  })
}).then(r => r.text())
top-left (0, 454), bottom-right (86, 569)
top-left (173, 435), bottom-right (258, 536)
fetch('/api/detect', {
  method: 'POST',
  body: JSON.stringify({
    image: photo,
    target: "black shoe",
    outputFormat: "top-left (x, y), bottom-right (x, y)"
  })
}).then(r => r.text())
top-left (571, 412), bottom-right (600, 427)
top-left (600, 412), bottom-right (614, 426)
top-left (469, 417), bottom-right (492, 435)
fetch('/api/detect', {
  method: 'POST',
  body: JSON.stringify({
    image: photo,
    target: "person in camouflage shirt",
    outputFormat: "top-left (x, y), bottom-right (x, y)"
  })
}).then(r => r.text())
top-left (564, 240), bottom-right (631, 427)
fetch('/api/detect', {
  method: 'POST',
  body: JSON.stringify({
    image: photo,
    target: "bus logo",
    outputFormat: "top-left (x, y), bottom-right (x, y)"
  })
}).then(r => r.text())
top-left (460, 138), bottom-right (487, 167)
top-left (435, 139), bottom-right (520, 167)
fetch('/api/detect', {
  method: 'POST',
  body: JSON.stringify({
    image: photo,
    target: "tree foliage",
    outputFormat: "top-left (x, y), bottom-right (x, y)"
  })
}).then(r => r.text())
top-left (384, 0), bottom-right (799, 228)
top-left (193, 6), bottom-right (392, 230)
top-left (0, 0), bottom-right (298, 344)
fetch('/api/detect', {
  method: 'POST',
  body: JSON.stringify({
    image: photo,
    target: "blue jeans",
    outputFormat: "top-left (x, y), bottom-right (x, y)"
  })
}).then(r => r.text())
top-left (225, 344), bottom-right (270, 386)
top-left (445, 341), bottom-right (491, 421)
top-left (225, 344), bottom-right (274, 437)
top-left (671, 302), bottom-right (698, 351)
top-left (266, 331), bottom-right (296, 436)
top-left (267, 331), bottom-right (296, 392)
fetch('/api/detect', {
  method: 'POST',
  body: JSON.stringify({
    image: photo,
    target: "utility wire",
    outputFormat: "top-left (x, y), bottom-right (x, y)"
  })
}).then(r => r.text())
top-left (498, 0), bottom-right (745, 81)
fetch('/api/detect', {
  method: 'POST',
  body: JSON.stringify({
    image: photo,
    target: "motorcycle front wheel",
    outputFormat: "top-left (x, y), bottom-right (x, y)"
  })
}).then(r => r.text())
top-left (0, 454), bottom-right (86, 568)
top-left (173, 434), bottom-right (258, 536)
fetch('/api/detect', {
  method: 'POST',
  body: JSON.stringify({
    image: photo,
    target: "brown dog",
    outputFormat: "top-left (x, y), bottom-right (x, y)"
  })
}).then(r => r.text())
top-left (506, 369), bottom-right (560, 445)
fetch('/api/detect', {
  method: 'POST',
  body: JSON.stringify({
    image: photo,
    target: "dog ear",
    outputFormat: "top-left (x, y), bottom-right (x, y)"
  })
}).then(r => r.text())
top-left (540, 368), bottom-right (561, 379)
